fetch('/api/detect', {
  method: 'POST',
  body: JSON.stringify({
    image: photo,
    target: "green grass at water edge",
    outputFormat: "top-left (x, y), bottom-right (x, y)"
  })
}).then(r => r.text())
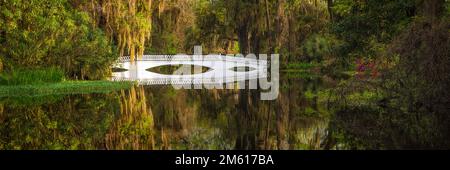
top-left (284, 62), bottom-right (320, 70)
top-left (0, 67), bottom-right (65, 85)
top-left (0, 81), bottom-right (135, 97)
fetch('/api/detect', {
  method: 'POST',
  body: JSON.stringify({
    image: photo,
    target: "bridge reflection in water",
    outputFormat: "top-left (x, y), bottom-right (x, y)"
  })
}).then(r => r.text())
top-left (111, 55), bottom-right (269, 85)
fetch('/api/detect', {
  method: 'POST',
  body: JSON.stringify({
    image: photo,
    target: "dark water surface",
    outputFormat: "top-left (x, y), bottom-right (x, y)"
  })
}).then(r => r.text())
top-left (0, 74), bottom-right (342, 150)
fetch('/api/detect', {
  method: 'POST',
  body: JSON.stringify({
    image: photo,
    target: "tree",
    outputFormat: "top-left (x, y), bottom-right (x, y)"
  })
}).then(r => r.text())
top-left (329, 0), bottom-right (450, 149)
top-left (0, 0), bottom-right (117, 79)
top-left (331, 0), bottom-right (417, 67)
top-left (73, 0), bottom-right (154, 61)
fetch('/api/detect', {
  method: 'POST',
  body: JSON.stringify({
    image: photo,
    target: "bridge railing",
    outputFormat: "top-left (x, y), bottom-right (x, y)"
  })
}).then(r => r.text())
top-left (112, 71), bottom-right (266, 85)
top-left (117, 55), bottom-right (268, 66)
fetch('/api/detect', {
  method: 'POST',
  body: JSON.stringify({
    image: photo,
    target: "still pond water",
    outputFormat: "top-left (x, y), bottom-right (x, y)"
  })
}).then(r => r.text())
top-left (0, 71), bottom-right (343, 150)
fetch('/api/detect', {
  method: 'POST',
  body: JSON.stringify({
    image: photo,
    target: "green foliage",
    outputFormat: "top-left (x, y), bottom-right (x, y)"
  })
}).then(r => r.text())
top-left (285, 62), bottom-right (319, 70)
top-left (331, 0), bottom-right (416, 64)
top-left (329, 10), bottom-right (450, 149)
top-left (0, 0), bottom-right (448, 150)
top-left (0, 0), bottom-right (117, 80)
top-left (0, 93), bottom-right (122, 150)
top-left (0, 95), bottom-right (65, 107)
top-left (301, 34), bottom-right (340, 62)
top-left (149, 33), bottom-right (179, 54)
top-left (285, 0), bottom-right (330, 60)
top-left (0, 67), bottom-right (65, 85)
top-left (184, 0), bottom-right (232, 53)
top-left (0, 81), bottom-right (134, 97)
top-left (49, 17), bottom-right (117, 80)
top-left (183, 128), bottom-right (233, 150)
top-left (447, 1), bottom-right (450, 16)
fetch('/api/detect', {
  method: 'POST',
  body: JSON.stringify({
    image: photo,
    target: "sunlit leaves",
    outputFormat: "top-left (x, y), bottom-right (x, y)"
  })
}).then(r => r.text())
top-left (0, 0), bottom-right (118, 79)
top-left (77, 0), bottom-right (154, 61)
top-left (1, 0), bottom-right (72, 66)
top-left (332, 0), bottom-right (353, 16)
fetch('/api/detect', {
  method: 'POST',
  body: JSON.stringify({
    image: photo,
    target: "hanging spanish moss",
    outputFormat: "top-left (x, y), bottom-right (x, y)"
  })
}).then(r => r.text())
top-left (158, 0), bottom-right (165, 18)
top-left (77, 0), bottom-right (154, 62)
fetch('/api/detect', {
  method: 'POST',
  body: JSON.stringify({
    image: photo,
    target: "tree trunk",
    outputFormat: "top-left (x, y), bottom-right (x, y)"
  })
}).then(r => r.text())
top-left (420, 0), bottom-right (445, 22)
top-left (327, 0), bottom-right (334, 21)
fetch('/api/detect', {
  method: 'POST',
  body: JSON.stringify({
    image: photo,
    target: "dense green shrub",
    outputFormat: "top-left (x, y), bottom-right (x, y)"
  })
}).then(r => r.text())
top-left (0, 0), bottom-right (117, 80)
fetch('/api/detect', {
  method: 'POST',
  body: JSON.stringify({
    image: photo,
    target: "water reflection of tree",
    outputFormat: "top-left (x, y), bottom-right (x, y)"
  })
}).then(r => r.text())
top-left (0, 93), bottom-right (120, 149)
top-left (141, 76), bottom-right (332, 150)
top-left (106, 86), bottom-right (155, 150)
top-left (0, 79), bottom-right (335, 150)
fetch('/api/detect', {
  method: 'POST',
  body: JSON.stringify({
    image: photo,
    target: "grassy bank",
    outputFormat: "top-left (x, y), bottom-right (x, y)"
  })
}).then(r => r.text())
top-left (0, 81), bottom-right (135, 97)
top-left (0, 68), bottom-right (135, 97)
top-left (282, 62), bottom-right (320, 73)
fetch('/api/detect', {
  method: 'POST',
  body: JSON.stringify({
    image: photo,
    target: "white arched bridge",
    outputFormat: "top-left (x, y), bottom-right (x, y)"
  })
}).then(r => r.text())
top-left (111, 55), bottom-right (269, 85)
